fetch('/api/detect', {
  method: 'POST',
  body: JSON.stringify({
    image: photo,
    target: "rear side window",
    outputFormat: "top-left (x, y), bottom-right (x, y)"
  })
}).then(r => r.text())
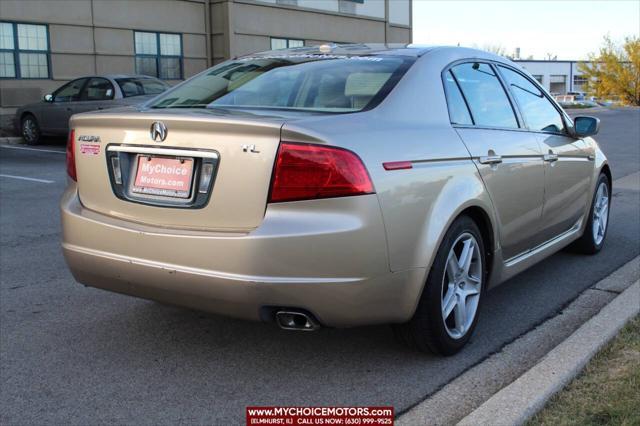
top-left (116, 77), bottom-right (168, 97)
top-left (443, 71), bottom-right (473, 125)
top-left (83, 78), bottom-right (114, 101)
top-left (498, 66), bottom-right (566, 134)
top-left (450, 63), bottom-right (518, 129)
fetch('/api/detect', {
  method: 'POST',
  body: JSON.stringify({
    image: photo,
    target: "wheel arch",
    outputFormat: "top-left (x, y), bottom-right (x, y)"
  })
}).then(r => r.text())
top-left (404, 200), bottom-right (498, 323)
top-left (457, 205), bottom-right (496, 286)
top-left (414, 196), bottom-right (498, 271)
top-left (600, 163), bottom-right (612, 190)
top-left (20, 110), bottom-right (37, 125)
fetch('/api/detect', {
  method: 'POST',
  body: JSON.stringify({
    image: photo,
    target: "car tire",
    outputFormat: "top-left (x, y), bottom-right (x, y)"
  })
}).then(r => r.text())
top-left (569, 173), bottom-right (610, 254)
top-left (393, 215), bottom-right (486, 355)
top-left (21, 114), bottom-right (41, 145)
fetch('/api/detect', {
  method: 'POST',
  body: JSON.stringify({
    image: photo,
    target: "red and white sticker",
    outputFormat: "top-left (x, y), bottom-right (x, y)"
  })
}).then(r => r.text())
top-left (80, 144), bottom-right (100, 155)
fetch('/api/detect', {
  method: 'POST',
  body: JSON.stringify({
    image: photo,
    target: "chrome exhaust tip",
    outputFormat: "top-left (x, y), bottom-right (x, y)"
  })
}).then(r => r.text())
top-left (275, 310), bottom-right (320, 331)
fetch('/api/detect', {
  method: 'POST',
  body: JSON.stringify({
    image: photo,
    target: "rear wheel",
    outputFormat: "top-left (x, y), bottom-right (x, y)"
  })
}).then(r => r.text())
top-left (394, 216), bottom-right (485, 355)
top-left (570, 173), bottom-right (610, 254)
top-left (21, 114), bottom-right (41, 145)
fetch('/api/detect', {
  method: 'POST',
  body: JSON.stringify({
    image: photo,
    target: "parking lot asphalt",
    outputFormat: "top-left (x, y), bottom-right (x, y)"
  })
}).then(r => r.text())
top-left (1, 109), bottom-right (639, 425)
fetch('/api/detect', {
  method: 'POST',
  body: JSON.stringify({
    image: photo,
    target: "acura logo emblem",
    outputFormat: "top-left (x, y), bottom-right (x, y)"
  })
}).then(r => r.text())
top-left (150, 121), bottom-right (167, 142)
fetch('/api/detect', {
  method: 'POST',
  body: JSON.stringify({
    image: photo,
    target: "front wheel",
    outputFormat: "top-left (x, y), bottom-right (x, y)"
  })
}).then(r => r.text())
top-left (394, 215), bottom-right (486, 355)
top-left (570, 173), bottom-right (610, 254)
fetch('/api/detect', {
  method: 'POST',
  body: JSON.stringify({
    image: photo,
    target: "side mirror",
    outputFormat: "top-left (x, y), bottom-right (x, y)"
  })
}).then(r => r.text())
top-left (44, 94), bottom-right (53, 102)
top-left (572, 116), bottom-right (600, 137)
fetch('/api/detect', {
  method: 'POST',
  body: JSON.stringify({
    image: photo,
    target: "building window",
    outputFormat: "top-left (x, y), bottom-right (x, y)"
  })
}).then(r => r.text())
top-left (339, 0), bottom-right (364, 14)
top-left (549, 74), bottom-right (567, 95)
top-left (532, 75), bottom-right (543, 85)
top-left (573, 75), bottom-right (588, 90)
top-left (0, 22), bottom-right (50, 79)
top-left (270, 38), bottom-right (304, 50)
top-left (134, 31), bottom-right (182, 80)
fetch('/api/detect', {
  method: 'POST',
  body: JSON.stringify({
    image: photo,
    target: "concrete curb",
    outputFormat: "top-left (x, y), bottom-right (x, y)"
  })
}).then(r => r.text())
top-left (0, 136), bottom-right (24, 145)
top-left (458, 280), bottom-right (640, 426)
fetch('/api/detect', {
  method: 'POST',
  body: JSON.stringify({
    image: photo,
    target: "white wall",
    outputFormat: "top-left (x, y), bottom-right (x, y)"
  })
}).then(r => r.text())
top-left (389, 0), bottom-right (410, 26)
top-left (354, 0), bottom-right (385, 19)
top-left (254, 0), bottom-right (385, 18)
top-left (298, 0), bottom-right (339, 12)
top-left (515, 61), bottom-right (587, 93)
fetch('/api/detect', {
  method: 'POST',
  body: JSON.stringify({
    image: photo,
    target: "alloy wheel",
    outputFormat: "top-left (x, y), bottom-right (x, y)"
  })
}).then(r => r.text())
top-left (22, 118), bottom-right (38, 143)
top-left (441, 232), bottom-right (482, 339)
top-left (592, 181), bottom-right (609, 245)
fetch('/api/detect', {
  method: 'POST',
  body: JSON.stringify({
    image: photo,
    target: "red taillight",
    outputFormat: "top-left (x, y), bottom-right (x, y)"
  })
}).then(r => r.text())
top-left (269, 142), bottom-right (374, 203)
top-left (66, 129), bottom-right (76, 181)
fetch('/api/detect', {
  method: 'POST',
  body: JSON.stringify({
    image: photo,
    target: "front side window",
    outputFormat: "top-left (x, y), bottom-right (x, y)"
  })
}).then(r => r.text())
top-left (83, 77), bottom-right (114, 101)
top-left (134, 31), bottom-right (182, 79)
top-left (450, 62), bottom-right (518, 129)
top-left (0, 22), bottom-right (49, 79)
top-left (116, 76), bottom-right (169, 97)
top-left (149, 55), bottom-right (412, 113)
top-left (53, 78), bottom-right (87, 102)
top-left (270, 38), bottom-right (304, 50)
top-left (498, 66), bottom-right (565, 134)
top-left (443, 71), bottom-right (473, 125)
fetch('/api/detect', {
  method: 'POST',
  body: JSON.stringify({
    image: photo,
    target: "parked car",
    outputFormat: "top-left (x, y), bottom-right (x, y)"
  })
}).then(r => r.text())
top-left (567, 91), bottom-right (587, 101)
top-left (15, 75), bottom-right (169, 145)
top-left (61, 45), bottom-right (610, 355)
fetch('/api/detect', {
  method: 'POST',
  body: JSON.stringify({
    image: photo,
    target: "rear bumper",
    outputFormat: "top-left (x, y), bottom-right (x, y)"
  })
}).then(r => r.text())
top-left (61, 184), bottom-right (425, 327)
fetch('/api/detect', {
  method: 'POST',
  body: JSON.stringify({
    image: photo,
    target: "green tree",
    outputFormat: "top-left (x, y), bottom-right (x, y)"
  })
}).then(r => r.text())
top-left (579, 36), bottom-right (640, 106)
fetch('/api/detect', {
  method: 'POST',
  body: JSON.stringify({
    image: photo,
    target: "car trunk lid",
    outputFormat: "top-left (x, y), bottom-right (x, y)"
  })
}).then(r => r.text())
top-left (71, 109), bottom-right (286, 232)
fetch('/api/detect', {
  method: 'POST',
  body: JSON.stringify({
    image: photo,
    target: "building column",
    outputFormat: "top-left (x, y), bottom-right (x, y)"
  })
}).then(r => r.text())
top-left (205, 0), bottom-right (212, 67)
top-left (384, 0), bottom-right (389, 44)
top-left (225, 0), bottom-right (236, 59)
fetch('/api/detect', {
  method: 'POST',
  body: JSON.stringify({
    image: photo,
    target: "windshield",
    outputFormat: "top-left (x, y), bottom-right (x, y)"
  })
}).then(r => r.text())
top-left (116, 77), bottom-right (169, 98)
top-left (148, 55), bottom-right (412, 112)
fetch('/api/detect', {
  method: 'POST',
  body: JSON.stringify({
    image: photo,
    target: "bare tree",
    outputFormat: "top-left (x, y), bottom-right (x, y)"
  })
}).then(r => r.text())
top-left (471, 43), bottom-right (512, 58)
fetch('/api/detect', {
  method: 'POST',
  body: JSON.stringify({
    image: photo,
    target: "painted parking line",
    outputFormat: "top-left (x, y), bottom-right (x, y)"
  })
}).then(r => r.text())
top-left (0, 174), bottom-right (54, 184)
top-left (0, 145), bottom-right (65, 154)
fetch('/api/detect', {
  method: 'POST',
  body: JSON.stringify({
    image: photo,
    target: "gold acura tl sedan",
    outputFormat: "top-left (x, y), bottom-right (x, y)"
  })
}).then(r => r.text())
top-left (61, 45), bottom-right (611, 355)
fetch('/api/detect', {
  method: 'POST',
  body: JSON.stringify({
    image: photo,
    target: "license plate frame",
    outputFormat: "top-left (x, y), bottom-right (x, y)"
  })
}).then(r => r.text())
top-left (131, 154), bottom-right (195, 199)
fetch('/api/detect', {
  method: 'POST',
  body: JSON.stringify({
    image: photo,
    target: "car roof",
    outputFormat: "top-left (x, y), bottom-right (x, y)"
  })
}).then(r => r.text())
top-left (240, 43), bottom-right (438, 58)
top-left (62, 74), bottom-right (161, 81)
top-left (239, 44), bottom-right (512, 62)
top-left (102, 74), bottom-right (162, 80)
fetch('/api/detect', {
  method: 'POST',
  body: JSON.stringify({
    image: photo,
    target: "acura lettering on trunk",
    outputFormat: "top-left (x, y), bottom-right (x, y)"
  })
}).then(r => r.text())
top-left (61, 44), bottom-right (611, 355)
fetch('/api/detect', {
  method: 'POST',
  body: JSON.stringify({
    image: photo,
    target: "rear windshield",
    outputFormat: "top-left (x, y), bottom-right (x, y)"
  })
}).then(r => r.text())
top-left (148, 55), bottom-right (413, 113)
top-left (116, 77), bottom-right (169, 98)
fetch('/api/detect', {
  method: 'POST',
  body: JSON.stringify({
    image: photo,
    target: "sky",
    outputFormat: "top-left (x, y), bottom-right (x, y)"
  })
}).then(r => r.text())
top-left (412, 0), bottom-right (640, 60)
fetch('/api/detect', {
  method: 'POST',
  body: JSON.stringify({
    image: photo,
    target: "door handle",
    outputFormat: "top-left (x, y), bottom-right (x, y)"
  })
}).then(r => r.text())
top-left (543, 153), bottom-right (559, 162)
top-left (479, 155), bottom-right (503, 165)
